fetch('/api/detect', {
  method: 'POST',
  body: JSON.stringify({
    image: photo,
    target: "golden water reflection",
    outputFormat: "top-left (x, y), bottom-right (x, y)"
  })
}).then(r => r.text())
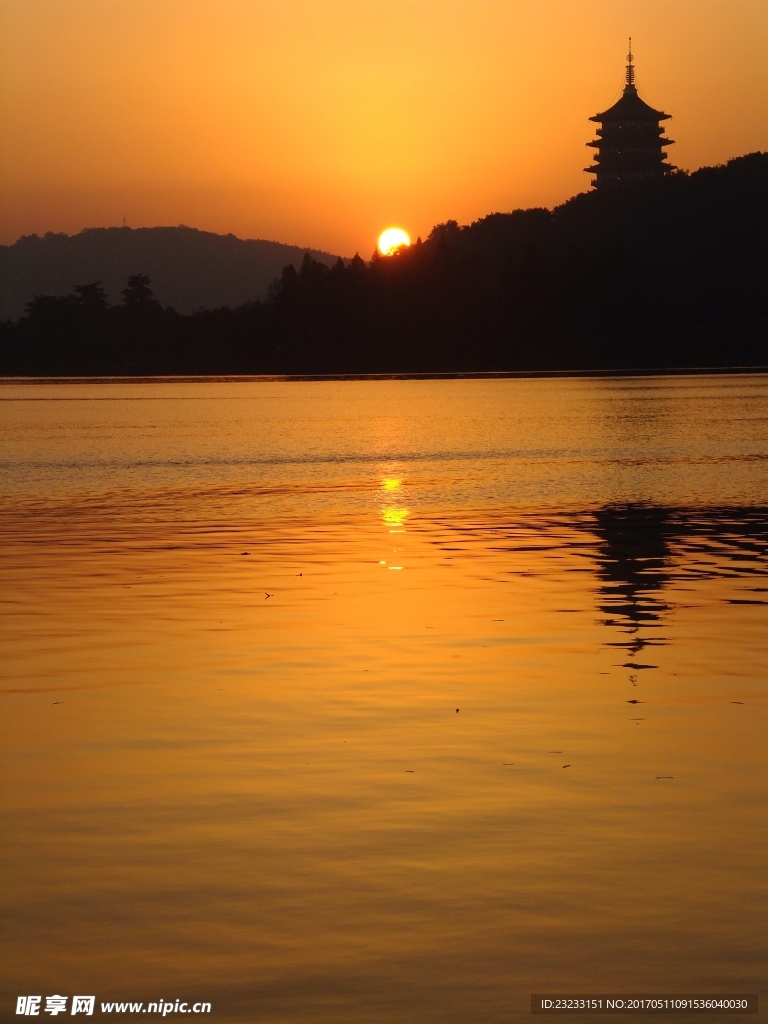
top-left (1, 376), bottom-right (766, 1023)
top-left (380, 473), bottom-right (410, 536)
top-left (2, 498), bottom-right (765, 1023)
top-left (382, 505), bottom-right (409, 531)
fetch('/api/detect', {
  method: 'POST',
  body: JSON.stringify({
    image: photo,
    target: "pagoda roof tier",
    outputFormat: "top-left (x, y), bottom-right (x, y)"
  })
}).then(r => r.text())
top-left (585, 159), bottom-right (675, 171)
top-left (590, 83), bottom-right (670, 123)
top-left (589, 137), bottom-right (675, 151)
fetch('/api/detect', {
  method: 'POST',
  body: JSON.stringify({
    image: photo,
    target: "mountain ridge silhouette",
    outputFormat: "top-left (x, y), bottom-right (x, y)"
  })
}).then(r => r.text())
top-left (0, 225), bottom-right (343, 321)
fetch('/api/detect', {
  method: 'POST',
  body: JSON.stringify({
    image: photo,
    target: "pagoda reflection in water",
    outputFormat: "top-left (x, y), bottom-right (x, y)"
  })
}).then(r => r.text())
top-left (586, 40), bottom-right (675, 188)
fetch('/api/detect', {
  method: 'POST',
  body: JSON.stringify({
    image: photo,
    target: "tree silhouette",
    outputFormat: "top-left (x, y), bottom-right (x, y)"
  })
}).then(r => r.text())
top-left (122, 273), bottom-right (161, 311)
top-left (74, 282), bottom-right (109, 311)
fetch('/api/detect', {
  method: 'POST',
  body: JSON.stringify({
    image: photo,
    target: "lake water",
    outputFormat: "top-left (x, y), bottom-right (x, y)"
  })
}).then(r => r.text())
top-left (1, 374), bottom-right (766, 1023)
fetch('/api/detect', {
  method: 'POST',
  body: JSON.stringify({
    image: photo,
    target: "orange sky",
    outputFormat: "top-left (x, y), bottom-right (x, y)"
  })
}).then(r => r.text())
top-left (1, 0), bottom-right (766, 256)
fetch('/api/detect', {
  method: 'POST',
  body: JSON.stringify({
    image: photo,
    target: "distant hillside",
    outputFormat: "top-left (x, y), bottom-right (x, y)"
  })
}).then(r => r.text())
top-left (0, 226), bottom-right (343, 320)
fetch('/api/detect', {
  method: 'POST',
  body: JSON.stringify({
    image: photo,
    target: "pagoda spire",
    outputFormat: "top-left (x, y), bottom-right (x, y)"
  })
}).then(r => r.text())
top-left (625, 37), bottom-right (635, 88)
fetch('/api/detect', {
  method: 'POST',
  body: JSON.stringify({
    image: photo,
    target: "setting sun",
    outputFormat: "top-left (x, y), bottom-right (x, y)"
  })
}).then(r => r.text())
top-left (378, 227), bottom-right (411, 255)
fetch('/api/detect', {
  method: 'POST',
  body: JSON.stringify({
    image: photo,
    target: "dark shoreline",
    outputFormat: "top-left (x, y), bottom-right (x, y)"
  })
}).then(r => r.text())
top-left (2, 365), bottom-right (767, 386)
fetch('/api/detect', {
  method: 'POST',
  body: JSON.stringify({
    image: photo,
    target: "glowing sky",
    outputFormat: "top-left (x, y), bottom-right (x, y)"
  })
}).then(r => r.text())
top-left (1, 0), bottom-right (766, 255)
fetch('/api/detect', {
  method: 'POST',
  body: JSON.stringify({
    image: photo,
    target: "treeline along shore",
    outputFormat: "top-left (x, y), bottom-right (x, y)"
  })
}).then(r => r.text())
top-left (2, 153), bottom-right (766, 376)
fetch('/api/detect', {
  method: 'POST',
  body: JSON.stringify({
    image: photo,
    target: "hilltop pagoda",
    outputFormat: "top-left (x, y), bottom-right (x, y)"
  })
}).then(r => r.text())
top-left (585, 41), bottom-right (674, 188)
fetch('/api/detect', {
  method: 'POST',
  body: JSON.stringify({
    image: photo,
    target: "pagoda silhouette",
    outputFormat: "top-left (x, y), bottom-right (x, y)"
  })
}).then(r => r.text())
top-left (586, 41), bottom-right (675, 188)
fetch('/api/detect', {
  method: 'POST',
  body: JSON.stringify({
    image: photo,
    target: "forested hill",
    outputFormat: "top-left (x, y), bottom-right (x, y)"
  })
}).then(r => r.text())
top-left (0, 226), bottom-right (341, 321)
top-left (2, 152), bottom-right (766, 375)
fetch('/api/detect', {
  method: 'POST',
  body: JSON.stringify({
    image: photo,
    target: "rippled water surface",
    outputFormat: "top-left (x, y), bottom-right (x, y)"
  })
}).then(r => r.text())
top-left (1, 375), bottom-right (767, 1022)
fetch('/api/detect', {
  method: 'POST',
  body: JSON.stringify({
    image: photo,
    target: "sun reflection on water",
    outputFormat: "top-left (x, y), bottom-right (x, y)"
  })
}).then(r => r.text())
top-left (380, 476), bottom-right (409, 535)
top-left (382, 506), bottom-right (409, 531)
